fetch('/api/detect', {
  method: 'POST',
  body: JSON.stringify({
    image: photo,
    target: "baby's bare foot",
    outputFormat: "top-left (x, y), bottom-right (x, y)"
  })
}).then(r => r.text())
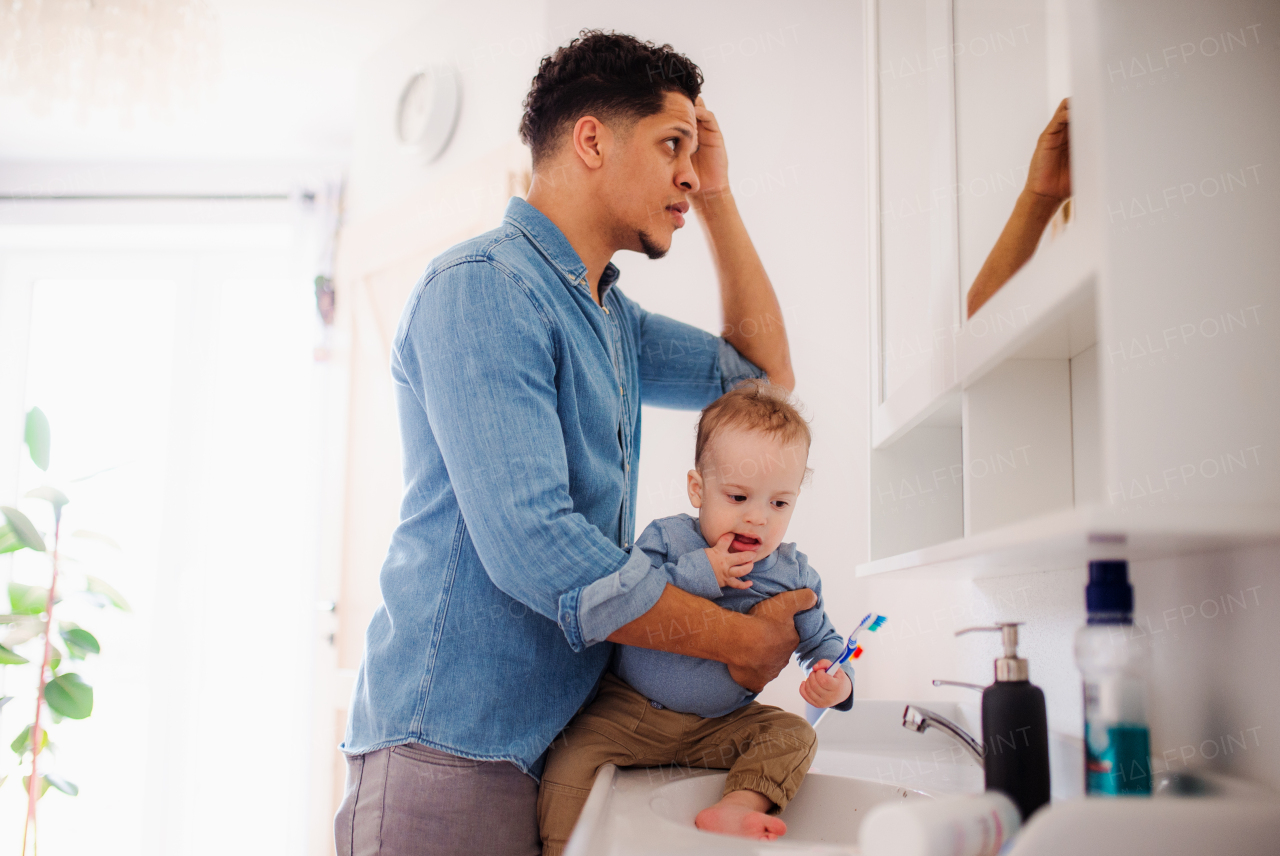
top-left (695, 793), bottom-right (787, 842)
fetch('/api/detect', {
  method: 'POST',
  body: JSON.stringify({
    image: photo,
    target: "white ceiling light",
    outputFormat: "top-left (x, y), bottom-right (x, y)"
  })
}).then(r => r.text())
top-left (395, 64), bottom-right (460, 163)
top-left (0, 0), bottom-right (221, 123)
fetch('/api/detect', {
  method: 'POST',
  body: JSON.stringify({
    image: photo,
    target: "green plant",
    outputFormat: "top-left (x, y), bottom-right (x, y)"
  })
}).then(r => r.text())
top-left (1, 407), bottom-right (130, 854)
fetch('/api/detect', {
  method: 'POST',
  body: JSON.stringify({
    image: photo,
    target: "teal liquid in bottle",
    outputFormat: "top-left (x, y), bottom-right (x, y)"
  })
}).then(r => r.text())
top-left (1074, 560), bottom-right (1152, 796)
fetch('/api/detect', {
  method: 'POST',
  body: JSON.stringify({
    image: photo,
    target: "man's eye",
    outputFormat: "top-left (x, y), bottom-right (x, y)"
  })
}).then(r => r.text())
top-left (664, 139), bottom-right (677, 154)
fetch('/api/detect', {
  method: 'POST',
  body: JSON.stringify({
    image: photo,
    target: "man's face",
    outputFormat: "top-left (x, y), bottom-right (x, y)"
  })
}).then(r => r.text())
top-left (687, 425), bottom-right (807, 562)
top-left (601, 91), bottom-right (701, 259)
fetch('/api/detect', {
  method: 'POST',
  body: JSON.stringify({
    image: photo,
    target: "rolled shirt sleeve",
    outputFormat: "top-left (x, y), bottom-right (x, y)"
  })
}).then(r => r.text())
top-left (399, 260), bottom-right (665, 652)
top-left (574, 517), bottom-right (723, 645)
top-left (636, 304), bottom-right (769, 410)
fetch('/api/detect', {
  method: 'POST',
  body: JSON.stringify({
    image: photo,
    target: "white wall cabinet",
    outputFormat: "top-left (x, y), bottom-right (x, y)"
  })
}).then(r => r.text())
top-left (863, 0), bottom-right (1280, 575)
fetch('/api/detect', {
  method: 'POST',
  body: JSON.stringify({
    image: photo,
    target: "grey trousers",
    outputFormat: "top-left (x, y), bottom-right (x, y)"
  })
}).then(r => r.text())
top-left (335, 743), bottom-right (541, 856)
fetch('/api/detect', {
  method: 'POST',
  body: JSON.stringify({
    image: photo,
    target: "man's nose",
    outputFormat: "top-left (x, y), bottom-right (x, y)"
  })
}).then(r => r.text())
top-left (677, 158), bottom-right (700, 193)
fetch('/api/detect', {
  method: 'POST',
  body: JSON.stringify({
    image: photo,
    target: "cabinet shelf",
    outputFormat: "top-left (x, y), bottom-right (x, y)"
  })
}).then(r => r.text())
top-left (956, 226), bottom-right (1097, 390)
top-left (871, 227), bottom-right (1095, 451)
top-left (855, 504), bottom-right (1280, 580)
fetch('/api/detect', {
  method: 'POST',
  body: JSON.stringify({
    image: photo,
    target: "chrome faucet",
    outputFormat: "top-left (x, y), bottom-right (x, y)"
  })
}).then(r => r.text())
top-left (902, 704), bottom-right (985, 765)
top-left (931, 679), bottom-right (985, 692)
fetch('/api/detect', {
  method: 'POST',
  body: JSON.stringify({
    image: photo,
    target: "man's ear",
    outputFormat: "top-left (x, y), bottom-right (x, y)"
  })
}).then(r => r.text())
top-left (687, 468), bottom-right (704, 509)
top-left (572, 115), bottom-right (609, 170)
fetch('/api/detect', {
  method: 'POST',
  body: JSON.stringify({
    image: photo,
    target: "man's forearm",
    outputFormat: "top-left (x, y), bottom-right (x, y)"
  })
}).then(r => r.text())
top-left (606, 583), bottom-right (758, 664)
top-left (694, 191), bottom-right (795, 390)
top-left (967, 189), bottom-right (1064, 317)
top-left (608, 582), bottom-right (818, 693)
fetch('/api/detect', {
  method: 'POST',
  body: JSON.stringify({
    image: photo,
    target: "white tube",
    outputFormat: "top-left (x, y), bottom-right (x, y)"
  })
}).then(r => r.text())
top-left (859, 792), bottom-right (1021, 856)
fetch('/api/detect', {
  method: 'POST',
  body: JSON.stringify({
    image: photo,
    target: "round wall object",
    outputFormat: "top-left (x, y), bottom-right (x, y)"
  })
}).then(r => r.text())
top-left (395, 65), bottom-right (461, 162)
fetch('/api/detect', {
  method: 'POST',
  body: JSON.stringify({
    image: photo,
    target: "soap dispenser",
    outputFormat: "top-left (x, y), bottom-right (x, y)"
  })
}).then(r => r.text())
top-left (956, 623), bottom-right (1051, 820)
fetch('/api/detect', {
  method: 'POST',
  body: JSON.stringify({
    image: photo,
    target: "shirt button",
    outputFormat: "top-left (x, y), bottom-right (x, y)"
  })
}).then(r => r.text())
top-left (603, 306), bottom-right (610, 315)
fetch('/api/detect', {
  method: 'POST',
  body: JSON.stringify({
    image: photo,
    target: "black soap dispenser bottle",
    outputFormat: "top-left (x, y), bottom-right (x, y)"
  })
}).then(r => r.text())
top-left (957, 622), bottom-right (1051, 820)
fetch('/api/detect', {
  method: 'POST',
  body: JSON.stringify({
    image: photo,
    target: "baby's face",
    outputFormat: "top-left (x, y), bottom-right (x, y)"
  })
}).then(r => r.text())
top-left (687, 424), bottom-right (807, 560)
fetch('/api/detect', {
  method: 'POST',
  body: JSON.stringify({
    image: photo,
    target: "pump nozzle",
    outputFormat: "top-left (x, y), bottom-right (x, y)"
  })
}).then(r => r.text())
top-left (956, 622), bottom-right (1029, 682)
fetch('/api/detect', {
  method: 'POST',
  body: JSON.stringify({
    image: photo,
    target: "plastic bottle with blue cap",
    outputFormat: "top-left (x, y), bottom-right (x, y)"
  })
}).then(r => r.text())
top-left (1073, 559), bottom-right (1152, 795)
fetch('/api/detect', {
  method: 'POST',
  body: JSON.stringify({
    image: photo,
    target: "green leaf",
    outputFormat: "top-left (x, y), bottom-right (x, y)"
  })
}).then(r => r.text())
top-left (21, 775), bottom-right (52, 800)
top-left (0, 645), bottom-right (29, 665)
top-left (8, 583), bottom-right (49, 616)
top-left (0, 508), bottom-right (45, 553)
top-left (42, 772), bottom-right (78, 796)
top-left (45, 673), bottom-right (93, 719)
top-left (25, 407), bottom-right (51, 471)
top-left (60, 626), bottom-right (100, 659)
top-left (0, 696), bottom-right (11, 712)
top-left (85, 576), bottom-right (130, 612)
top-left (48, 646), bottom-right (61, 674)
top-left (25, 486), bottom-right (69, 512)
top-left (0, 525), bottom-right (20, 555)
top-left (11, 726), bottom-right (48, 757)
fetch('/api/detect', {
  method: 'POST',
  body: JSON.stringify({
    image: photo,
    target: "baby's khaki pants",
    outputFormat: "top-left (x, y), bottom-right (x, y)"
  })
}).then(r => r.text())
top-left (538, 672), bottom-right (818, 856)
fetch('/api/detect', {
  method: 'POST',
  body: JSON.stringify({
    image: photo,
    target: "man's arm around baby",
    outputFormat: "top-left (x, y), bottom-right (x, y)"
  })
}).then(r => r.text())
top-left (607, 583), bottom-right (817, 693)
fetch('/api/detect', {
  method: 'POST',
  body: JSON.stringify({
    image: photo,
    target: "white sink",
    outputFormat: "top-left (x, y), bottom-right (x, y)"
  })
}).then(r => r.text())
top-left (648, 769), bottom-right (930, 848)
top-left (564, 700), bottom-right (984, 856)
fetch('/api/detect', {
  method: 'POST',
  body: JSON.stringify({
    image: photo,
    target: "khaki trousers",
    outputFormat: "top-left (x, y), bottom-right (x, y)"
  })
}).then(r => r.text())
top-left (537, 672), bottom-right (818, 856)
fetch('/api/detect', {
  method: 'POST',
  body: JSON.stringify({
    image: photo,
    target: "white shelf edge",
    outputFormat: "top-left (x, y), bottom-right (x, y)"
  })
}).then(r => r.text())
top-left (956, 226), bottom-right (1097, 389)
top-left (856, 504), bottom-right (1280, 579)
top-left (871, 375), bottom-right (960, 449)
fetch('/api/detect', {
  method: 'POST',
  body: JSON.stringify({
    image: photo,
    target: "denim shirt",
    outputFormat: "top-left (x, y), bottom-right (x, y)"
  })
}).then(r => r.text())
top-left (613, 513), bottom-right (855, 718)
top-left (341, 197), bottom-right (769, 778)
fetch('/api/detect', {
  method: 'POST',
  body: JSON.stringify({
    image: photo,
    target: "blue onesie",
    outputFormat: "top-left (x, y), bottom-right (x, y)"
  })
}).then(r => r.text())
top-left (612, 513), bottom-right (854, 717)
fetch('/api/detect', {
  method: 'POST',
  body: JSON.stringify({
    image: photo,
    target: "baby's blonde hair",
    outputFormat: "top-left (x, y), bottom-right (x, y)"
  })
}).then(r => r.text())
top-left (694, 379), bottom-right (813, 483)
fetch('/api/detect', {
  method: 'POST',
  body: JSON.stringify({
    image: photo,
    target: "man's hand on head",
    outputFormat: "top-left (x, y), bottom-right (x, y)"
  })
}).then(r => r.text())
top-left (690, 96), bottom-right (731, 204)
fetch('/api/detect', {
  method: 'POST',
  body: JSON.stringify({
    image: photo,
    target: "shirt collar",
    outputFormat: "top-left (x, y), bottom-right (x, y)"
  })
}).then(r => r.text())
top-left (503, 196), bottom-right (622, 303)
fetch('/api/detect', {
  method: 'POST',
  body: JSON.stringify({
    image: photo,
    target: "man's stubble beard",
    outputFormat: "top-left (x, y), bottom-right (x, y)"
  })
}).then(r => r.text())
top-left (637, 229), bottom-right (669, 260)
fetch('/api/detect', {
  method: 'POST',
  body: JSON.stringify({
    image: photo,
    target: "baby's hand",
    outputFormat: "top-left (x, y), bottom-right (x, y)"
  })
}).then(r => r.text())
top-left (799, 659), bottom-right (852, 708)
top-left (704, 532), bottom-right (756, 589)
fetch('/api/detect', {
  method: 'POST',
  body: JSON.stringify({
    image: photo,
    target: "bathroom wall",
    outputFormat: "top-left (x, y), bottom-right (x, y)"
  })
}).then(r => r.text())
top-left (343, 1), bottom-right (550, 224)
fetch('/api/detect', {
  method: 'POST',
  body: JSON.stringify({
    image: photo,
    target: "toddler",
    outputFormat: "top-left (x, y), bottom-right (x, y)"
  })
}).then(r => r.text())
top-left (537, 379), bottom-right (853, 854)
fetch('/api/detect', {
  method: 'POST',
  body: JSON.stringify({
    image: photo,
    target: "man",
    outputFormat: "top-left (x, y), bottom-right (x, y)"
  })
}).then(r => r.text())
top-left (336, 30), bottom-right (816, 855)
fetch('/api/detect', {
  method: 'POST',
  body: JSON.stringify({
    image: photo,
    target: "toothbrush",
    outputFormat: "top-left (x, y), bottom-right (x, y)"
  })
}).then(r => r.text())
top-left (825, 613), bottom-right (887, 675)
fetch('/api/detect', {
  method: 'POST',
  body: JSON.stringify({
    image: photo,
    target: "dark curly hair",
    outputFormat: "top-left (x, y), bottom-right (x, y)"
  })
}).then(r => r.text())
top-left (519, 30), bottom-right (704, 169)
